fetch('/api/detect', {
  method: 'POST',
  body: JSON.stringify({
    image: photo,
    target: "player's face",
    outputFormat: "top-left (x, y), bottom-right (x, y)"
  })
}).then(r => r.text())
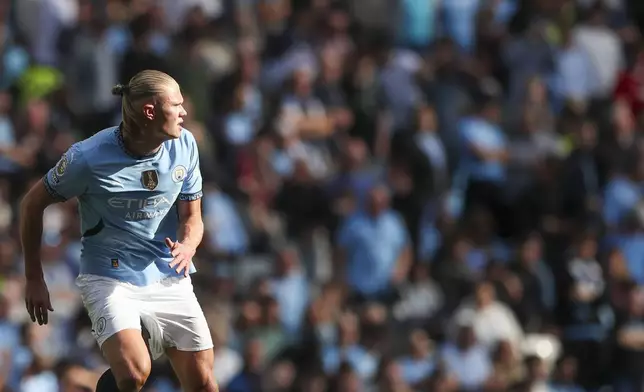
top-left (155, 84), bottom-right (187, 139)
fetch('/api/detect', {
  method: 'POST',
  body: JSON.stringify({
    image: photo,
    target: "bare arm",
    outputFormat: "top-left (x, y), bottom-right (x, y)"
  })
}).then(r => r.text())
top-left (296, 115), bottom-right (333, 138)
top-left (374, 111), bottom-right (393, 159)
top-left (392, 245), bottom-right (412, 284)
top-left (19, 180), bottom-right (57, 280)
top-left (177, 198), bottom-right (204, 250)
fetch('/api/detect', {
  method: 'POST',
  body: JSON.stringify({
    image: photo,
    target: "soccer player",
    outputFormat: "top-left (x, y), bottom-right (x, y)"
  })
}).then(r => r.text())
top-left (19, 70), bottom-right (218, 392)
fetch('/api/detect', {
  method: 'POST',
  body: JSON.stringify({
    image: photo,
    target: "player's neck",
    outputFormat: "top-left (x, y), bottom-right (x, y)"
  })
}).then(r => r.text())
top-left (121, 125), bottom-right (162, 157)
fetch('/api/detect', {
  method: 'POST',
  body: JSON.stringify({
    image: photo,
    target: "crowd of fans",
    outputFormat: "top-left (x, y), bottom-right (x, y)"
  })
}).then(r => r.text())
top-left (3, 0), bottom-right (644, 391)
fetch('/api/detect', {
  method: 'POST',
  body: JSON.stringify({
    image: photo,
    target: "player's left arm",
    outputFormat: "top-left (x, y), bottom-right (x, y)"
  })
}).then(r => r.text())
top-left (167, 131), bottom-right (204, 276)
top-left (167, 198), bottom-right (203, 276)
top-left (175, 198), bottom-right (204, 251)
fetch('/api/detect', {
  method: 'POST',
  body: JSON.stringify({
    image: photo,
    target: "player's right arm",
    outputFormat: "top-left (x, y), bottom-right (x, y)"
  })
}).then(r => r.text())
top-left (19, 143), bottom-right (89, 325)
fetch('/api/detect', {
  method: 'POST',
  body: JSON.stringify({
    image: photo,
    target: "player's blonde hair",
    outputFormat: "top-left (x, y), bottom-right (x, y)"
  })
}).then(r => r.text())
top-left (112, 70), bottom-right (178, 130)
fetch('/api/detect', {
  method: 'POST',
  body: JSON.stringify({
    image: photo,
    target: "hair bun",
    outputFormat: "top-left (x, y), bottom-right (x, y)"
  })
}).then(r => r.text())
top-left (111, 84), bottom-right (130, 96)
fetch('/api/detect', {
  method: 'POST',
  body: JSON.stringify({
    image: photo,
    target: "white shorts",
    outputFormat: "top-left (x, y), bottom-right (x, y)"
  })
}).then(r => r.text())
top-left (76, 274), bottom-right (213, 360)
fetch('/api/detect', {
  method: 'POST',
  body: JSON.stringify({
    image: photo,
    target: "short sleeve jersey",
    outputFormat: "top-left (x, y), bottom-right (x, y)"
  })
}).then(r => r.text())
top-left (43, 126), bottom-right (203, 286)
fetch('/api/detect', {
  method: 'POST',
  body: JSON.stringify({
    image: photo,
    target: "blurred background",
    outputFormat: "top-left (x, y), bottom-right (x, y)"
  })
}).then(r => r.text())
top-left (4, 0), bottom-right (644, 391)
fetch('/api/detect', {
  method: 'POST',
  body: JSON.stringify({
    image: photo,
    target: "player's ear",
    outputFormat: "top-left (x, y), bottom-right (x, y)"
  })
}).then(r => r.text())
top-left (142, 103), bottom-right (155, 121)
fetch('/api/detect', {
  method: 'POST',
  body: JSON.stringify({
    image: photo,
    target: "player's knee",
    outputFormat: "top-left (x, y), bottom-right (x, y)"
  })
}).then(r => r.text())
top-left (184, 371), bottom-right (218, 392)
top-left (116, 359), bottom-right (151, 392)
top-left (96, 368), bottom-right (151, 392)
top-left (116, 373), bottom-right (148, 392)
top-left (207, 378), bottom-right (219, 392)
top-left (206, 380), bottom-right (219, 392)
top-left (188, 378), bottom-right (218, 392)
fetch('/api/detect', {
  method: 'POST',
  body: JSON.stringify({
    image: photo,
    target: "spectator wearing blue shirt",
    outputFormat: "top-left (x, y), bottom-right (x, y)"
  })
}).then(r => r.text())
top-left (335, 184), bottom-right (412, 304)
top-left (551, 28), bottom-right (596, 110)
top-left (326, 138), bottom-right (380, 212)
top-left (227, 339), bottom-right (264, 392)
top-left (203, 185), bottom-right (250, 259)
top-left (603, 152), bottom-right (644, 229)
top-left (396, 329), bottom-right (436, 387)
top-left (321, 312), bottom-right (378, 381)
top-left (0, 294), bottom-right (22, 390)
top-left (612, 217), bottom-right (644, 285)
top-left (396, 0), bottom-right (438, 52)
top-left (223, 86), bottom-right (257, 148)
top-left (441, 323), bottom-right (492, 391)
top-left (440, 0), bottom-right (481, 52)
top-left (415, 105), bottom-right (449, 195)
top-left (0, 26), bottom-right (29, 90)
top-left (268, 245), bottom-right (309, 335)
top-left (0, 93), bottom-right (21, 175)
top-left (459, 94), bottom-right (511, 237)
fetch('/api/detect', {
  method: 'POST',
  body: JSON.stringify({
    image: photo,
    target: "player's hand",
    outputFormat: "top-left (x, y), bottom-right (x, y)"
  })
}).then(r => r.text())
top-left (165, 238), bottom-right (195, 277)
top-left (25, 277), bottom-right (54, 325)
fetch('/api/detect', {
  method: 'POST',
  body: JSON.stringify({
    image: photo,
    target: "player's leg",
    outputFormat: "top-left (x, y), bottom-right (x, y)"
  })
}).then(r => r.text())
top-left (76, 275), bottom-right (151, 391)
top-left (150, 276), bottom-right (217, 391)
top-left (166, 347), bottom-right (217, 392)
top-left (96, 323), bottom-right (158, 392)
top-left (100, 330), bottom-right (152, 391)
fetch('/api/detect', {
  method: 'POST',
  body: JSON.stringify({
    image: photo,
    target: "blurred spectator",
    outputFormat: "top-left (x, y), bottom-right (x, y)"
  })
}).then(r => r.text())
top-left (552, 27), bottom-right (596, 110)
top-left (441, 323), bottom-right (492, 391)
top-left (393, 263), bottom-right (444, 326)
top-left (510, 234), bottom-right (556, 331)
top-left (573, 3), bottom-right (624, 100)
top-left (320, 311), bottom-right (378, 381)
top-left (612, 282), bottom-right (644, 391)
top-left (559, 233), bottom-right (613, 388)
top-left (395, 328), bottom-right (436, 388)
top-left (451, 280), bottom-right (524, 352)
top-left (334, 184), bottom-right (411, 303)
top-left (268, 244), bottom-right (309, 334)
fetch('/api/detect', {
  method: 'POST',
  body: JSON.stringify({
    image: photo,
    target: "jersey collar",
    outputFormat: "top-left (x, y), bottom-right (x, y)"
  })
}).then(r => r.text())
top-left (115, 124), bottom-right (162, 160)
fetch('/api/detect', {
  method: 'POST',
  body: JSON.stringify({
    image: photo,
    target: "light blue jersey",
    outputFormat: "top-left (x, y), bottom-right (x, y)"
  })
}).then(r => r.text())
top-left (43, 125), bottom-right (203, 286)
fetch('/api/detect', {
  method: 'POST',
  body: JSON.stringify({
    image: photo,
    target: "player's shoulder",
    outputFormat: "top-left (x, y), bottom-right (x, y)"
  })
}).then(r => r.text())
top-left (73, 126), bottom-right (119, 156)
top-left (62, 126), bottom-right (118, 166)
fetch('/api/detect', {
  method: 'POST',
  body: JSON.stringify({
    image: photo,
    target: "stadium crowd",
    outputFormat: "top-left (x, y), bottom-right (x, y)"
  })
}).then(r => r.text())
top-left (3, 0), bottom-right (644, 391)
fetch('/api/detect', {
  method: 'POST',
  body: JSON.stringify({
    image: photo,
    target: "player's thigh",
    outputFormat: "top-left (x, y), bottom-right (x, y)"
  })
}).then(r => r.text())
top-left (150, 277), bottom-right (215, 389)
top-left (150, 277), bottom-right (214, 353)
top-left (166, 346), bottom-right (217, 391)
top-left (101, 329), bottom-right (152, 389)
top-left (76, 275), bottom-right (151, 387)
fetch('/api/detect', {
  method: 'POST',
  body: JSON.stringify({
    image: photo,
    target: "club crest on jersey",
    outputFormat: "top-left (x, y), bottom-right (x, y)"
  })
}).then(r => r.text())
top-left (141, 170), bottom-right (159, 191)
top-left (172, 165), bottom-right (187, 183)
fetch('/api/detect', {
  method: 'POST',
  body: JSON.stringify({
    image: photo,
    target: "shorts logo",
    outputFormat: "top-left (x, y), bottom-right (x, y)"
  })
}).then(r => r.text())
top-left (95, 317), bottom-right (107, 336)
top-left (111, 258), bottom-right (119, 268)
top-left (172, 165), bottom-right (187, 183)
top-left (141, 170), bottom-right (159, 191)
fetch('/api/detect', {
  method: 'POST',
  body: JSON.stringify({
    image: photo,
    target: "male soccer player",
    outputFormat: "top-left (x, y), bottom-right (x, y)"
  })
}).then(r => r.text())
top-left (19, 70), bottom-right (217, 392)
